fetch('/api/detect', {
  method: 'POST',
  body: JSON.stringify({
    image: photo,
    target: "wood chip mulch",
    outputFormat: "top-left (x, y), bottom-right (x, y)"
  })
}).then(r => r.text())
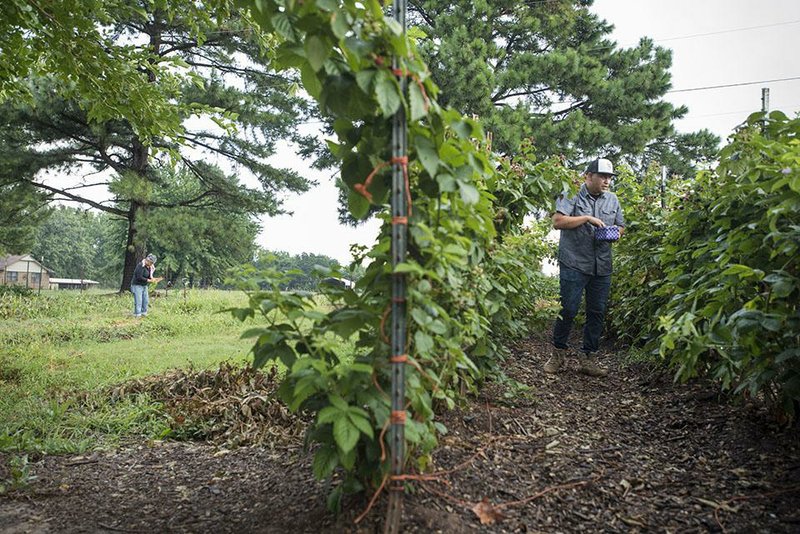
top-left (1, 336), bottom-right (799, 533)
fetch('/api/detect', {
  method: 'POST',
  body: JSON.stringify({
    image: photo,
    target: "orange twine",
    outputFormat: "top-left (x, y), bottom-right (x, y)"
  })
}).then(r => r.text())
top-left (352, 153), bottom-right (413, 219)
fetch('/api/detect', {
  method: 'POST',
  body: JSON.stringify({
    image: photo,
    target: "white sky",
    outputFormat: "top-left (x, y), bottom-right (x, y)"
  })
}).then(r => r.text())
top-left (259, 0), bottom-right (800, 265)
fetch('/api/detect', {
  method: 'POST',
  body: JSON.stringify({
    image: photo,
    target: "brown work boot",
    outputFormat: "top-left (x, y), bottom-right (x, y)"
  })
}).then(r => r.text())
top-left (577, 354), bottom-right (608, 377)
top-left (543, 348), bottom-right (567, 374)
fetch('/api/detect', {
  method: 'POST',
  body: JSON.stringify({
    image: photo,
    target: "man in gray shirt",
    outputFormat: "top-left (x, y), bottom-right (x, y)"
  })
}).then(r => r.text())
top-left (544, 158), bottom-right (625, 377)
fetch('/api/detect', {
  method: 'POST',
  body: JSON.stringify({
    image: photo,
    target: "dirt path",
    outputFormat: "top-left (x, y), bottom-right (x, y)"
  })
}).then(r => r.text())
top-left (2, 337), bottom-right (799, 533)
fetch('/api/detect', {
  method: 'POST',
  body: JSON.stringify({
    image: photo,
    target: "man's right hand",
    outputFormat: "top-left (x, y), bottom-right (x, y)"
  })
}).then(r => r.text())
top-left (586, 216), bottom-right (605, 227)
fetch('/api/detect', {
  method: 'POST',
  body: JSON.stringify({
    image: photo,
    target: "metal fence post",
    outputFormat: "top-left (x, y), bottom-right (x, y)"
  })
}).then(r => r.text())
top-left (386, 0), bottom-right (408, 532)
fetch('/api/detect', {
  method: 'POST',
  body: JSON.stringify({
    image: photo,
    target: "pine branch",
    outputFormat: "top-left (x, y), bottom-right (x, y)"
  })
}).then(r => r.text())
top-left (31, 182), bottom-right (127, 216)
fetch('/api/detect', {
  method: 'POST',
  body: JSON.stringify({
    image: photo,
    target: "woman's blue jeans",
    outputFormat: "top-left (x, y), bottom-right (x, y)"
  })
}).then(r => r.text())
top-left (552, 265), bottom-right (611, 353)
top-left (131, 284), bottom-right (149, 317)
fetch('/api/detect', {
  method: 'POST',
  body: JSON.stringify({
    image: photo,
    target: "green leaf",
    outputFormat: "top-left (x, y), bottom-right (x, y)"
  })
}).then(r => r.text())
top-left (305, 36), bottom-right (328, 72)
top-left (775, 348), bottom-right (800, 364)
top-left (347, 188), bottom-right (371, 219)
top-left (437, 173), bottom-right (456, 192)
top-left (289, 377), bottom-right (319, 411)
top-left (394, 261), bottom-right (426, 275)
top-left (414, 331), bottom-right (434, 354)
top-left (240, 327), bottom-right (266, 339)
top-left (385, 18), bottom-right (403, 36)
top-left (721, 264), bottom-right (753, 277)
top-left (453, 120), bottom-right (471, 139)
top-left (348, 412), bottom-right (374, 439)
top-left (316, 0), bottom-right (338, 11)
top-left (318, 406), bottom-right (341, 424)
top-left (271, 13), bottom-right (294, 40)
top-left (414, 135), bottom-right (439, 177)
top-left (331, 10), bottom-right (350, 39)
top-left (375, 70), bottom-right (401, 117)
top-left (328, 395), bottom-right (349, 411)
top-left (409, 79), bottom-right (427, 121)
top-left (355, 70), bottom-right (376, 93)
top-left (459, 182), bottom-right (480, 204)
top-left (339, 445), bottom-right (357, 470)
top-left (301, 63), bottom-right (322, 98)
top-left (410, 308), bottom-right (431, 327)
top-left (333, 417), bottom-right (360, 454)
top-left (428, 319), bottom-right (447, 335)
top-left (312, 446), bottom-right (339, 479)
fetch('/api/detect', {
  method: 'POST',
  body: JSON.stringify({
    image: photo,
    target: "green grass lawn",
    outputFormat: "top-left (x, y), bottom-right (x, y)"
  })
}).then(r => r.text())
top-left (0, 289), bottom-right (258, 453)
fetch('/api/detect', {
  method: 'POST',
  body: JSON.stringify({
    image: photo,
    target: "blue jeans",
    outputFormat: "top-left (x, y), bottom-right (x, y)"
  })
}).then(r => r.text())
top-left (131, 284), bottom-right (149, 316)
top-left (552, 265), bottom-right (611, 353)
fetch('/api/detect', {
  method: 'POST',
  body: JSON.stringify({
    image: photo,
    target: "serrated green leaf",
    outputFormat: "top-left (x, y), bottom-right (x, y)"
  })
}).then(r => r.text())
top-left (385, 18), bottom-right (403, 36)
top-left (348, 362), bottom-right (374, 374)
top-left (453, 120), bottom-right (471, 139)
top-left (721, 264), bottom-right (753, 277)
top-left (333, 417), bottom-right (360, 454)
top-left (331, 9), bottom-right (350, 39)
top-left (271, 13), bottom-right (294, 40)
top-left (355, 69), bottom-right (376, 93)
top-left (348, 413), bottom-right (374, 439)
top-left (289, 379), bottom-right (318, 411)
top-left (394, 261), bottom-right (426, 275)
top-left (240, 327), bottom-right (266, 339)
top-left (459, 182), bottom-right (480, 204)
top-left (318, 406), bottom-right (341, 424)
top-left (339, 445), bottom-right (357, 470)
top-left (414, 135), bottom-right (439, 177)
top-left (348, 188), bottom-right (371, 219)
top-left (375, 71), bottom-right (401, 117)
top-left (301, 63), bottom-right (322, 98)
top-left (414, 331), bottom-right (434, 354)
top-left (437, 173), bottom-right (456, 192)
top-left (312, 446), bottom-right (339, 479)
top-left (316, 0), bottom-right (338, 11)
top-left (328, 395), bottom-right (349, 411)
top-left (409, 81), bottom-right (427, 122)
top-left (305, 35), bottom-right (328, 72)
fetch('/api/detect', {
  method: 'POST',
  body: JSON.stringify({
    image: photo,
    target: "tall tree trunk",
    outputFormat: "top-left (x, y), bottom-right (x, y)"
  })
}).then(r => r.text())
top-left (118, 133), bottom-right (151, 292)
top-left (119, 201), bottom-right (145, 293)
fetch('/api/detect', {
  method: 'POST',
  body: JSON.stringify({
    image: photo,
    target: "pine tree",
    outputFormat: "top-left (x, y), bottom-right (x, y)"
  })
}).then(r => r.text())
top-left (0, 2), bottom-right (314, 291)
top-left (409, 0), bottom-right (718, 168)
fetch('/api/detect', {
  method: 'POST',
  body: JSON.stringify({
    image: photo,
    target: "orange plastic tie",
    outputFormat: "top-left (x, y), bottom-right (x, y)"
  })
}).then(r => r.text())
top-left (379, 305), bottom-right (391, 344)
top-left (390, 410), bottom-right (406, 424)
top-left (390, 156), bottom-right (413, 217)
top-left (354, 160), bottom-right (391, 204)
top-left (391, 216), bottom-right (408, 225)
top-left (391, 297), bottom-right (406, 303)
top-left (378, 416), bottom-right (391, 461)
top-left (390, 354), bottom-right (409, 363)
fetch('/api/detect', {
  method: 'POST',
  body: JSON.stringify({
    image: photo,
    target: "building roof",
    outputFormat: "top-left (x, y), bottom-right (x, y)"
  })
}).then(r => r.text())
top-left (0, 255), bottom-right (25, 270)
top-left (1, 254), bottom-right (56, 274)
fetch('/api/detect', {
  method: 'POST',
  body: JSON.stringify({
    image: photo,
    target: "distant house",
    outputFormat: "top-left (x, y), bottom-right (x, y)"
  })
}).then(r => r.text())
top-left (0, 254), bottom-right (52, 289)
top-left (48, 278), bottom-right (100, 290)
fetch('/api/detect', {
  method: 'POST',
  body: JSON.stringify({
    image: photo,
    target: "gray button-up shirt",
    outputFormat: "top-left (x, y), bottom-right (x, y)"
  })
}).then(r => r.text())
top-left (555, 184), bottom-right (625, 276)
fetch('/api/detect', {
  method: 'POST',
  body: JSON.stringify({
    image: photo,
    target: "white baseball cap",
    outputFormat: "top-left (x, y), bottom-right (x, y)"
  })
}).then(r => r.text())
top-left (585, 158), bottom-right (617, 176)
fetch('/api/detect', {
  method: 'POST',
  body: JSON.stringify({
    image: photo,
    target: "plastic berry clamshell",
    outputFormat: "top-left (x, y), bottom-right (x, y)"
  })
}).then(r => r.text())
top-left (595, 225), bottom-right (620, 242)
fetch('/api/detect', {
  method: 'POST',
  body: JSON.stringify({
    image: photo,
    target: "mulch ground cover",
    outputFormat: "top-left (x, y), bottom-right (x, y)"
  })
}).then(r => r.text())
top-left (2, 334), bottom-right (799, 533)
